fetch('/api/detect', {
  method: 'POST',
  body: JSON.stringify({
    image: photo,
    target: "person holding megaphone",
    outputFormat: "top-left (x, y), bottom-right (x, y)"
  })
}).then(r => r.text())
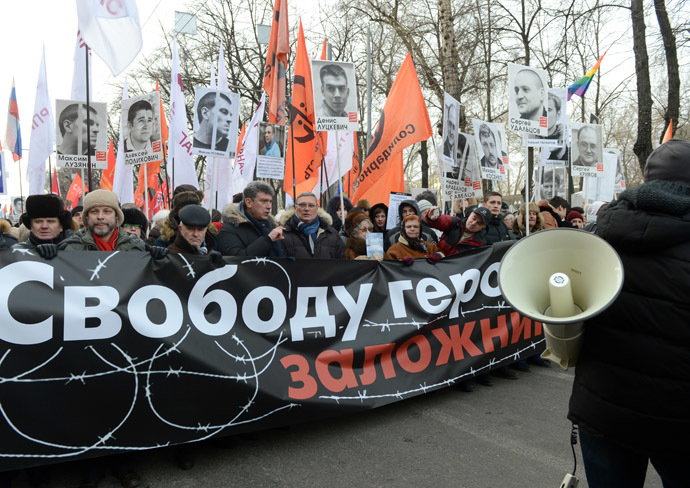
top-left (567, 139), bottom-right (690, 487)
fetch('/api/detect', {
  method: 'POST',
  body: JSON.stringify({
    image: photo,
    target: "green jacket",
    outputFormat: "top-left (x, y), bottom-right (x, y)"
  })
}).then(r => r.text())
top-left (58, 228), bottom-right (147, 251)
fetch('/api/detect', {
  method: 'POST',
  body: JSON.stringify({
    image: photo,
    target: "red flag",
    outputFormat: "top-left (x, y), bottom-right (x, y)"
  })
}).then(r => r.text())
top-left (151, 178), bottom-right (168, 216)
top-left (65, 172), bottom-right (88, 210)
top-left (263, 0), bottom-right (289, 125)
top-left (352, 53), bottom-right (432, 204)
top-left (51, 168), bottom-right (61, 196)
top-left (283, 20), bottom-right (325, 200)
top-left (348, 133), bottom-right (359, 196)
top-left (100, 138), bottom-right (116, 190)
top-left (662, 119), bottom-right (673, 143)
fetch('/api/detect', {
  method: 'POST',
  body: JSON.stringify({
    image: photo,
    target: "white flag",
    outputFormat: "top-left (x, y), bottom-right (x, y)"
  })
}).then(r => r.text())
top-left (205, 41), bottom-right (234, 210)
top-left (71, 30), bottom-right (93, 101)
top-left (76, 0), bottom-right (143, 76)
top-left (314, 131), bottom-right (354, 195)
top-left (169, 38), bottom-right (199, 190)
top-left (232, 93), bottom-right (266, 194)
top-left (112, 80), bottom-right (134, 204)
top-left (27, 47), bottom-right (55, 195)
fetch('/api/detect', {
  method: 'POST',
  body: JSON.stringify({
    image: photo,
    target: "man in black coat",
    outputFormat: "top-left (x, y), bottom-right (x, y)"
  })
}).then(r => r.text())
top-left (217, 181), bottom-right (286, 257)
top-left (482, 191), bottom-right (513, 244)
top-left (280, 192), bottom-right (345, 259)
top-left (568, 139), bottom-right (690, 487)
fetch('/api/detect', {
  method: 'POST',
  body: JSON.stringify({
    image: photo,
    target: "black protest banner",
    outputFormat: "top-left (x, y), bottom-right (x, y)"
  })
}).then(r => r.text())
top-left (0, 243), bottom-right (544, 471)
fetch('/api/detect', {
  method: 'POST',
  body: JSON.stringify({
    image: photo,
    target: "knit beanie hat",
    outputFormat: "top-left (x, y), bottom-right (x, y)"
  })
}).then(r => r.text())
top-left (643, 139), bottom-right (690, 185)
top-left (416, 199), bottom-right (433, 216)
top-left (83, 189), bottom-right (125, 225)
top-left (21, 194), bottom-right (73, 230)
top-left (566, 210), bottom-right (584, 222)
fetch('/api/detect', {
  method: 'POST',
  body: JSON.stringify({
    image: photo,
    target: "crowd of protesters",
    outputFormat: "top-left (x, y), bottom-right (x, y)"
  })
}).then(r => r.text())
top-left (2, 140), bottom-right (688, 488)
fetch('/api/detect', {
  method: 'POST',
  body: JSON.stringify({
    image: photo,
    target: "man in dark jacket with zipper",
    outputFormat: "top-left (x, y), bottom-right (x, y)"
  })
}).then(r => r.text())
top-left (483, 191), bottom-right (513, 244)
top-left (568, 139), bottom-right (689, 487)
top-left (217, 181), bottom-right (286, 257)
top-left (280, 192), bottom-right (344, 258)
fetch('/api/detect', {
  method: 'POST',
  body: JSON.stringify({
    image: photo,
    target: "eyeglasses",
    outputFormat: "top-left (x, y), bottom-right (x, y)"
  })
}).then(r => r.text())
top-left (123, 224), bottom-right (141, 229)
top-left (296, 203), bottom-right (317, 209)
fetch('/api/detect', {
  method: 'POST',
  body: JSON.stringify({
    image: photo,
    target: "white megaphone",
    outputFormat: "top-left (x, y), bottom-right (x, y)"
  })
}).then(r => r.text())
top-left (498, 228), bottom-right (624, 370)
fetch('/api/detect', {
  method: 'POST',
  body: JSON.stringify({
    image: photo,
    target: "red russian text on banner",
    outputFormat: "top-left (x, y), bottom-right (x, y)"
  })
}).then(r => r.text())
top-left (352, 53), bottom-right (432, 203)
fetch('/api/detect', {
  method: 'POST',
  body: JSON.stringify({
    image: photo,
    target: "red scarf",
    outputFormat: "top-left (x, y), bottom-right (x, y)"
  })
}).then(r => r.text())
top-left (93, 228), bottom-right (119, 251)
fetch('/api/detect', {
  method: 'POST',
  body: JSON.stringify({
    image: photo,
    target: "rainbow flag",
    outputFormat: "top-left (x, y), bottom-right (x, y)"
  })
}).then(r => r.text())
top-left (567, 52), bottom-right (606, 101)
top-left (5, 78), bottom-right (22, 161)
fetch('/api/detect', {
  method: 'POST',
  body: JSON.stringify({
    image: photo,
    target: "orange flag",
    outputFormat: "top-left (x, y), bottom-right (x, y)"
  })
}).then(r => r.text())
top-left (662, 119), bottom-right (673, 143)
top-left (352, 53), bottom-right (432, 203)
top-left (65, 172), bottom-right (88, 210)
top-left (263, 0), bottom-right (289, 125)
top-left (236, 123), bottom-right (246, 159)
top-left (99, 138), bottom-right (116, 190)
top-left (283, 20), bottom-right (325, 199)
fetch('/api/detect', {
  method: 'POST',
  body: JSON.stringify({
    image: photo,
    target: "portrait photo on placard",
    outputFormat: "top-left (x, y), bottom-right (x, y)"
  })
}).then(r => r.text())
top-left (537, 165), bottom-right (567, 201)
top-left (258, 122), bottom-right (285, 159)
top-left (508, 63), bottom-right (548, 136)
top-left (121, 92), bottom-right (163, 165)
top-left (472, 119), bottom-right (508, 182)
top-left (192, 87), bottom-right (240, 159)
top-left (312, 60), bottom-right (358, 132)
top-left (571, 122), bottom-right (604, 177)
top-left (441, 93), bottom-right (460, 166)
top-left (442, 132), bottom-right (482, 202)
top-left (525, 88), bottom-right (567, 147)
top-left (609, 148), bottom-right (626, 193)
top-left (55, 100), bottom-right (108, 169)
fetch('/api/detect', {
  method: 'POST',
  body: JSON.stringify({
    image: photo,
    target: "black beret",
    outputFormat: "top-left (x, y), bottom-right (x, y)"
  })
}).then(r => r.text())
top-left (71, 205), bottom-right (84, 217)
top-left (179, 205), bottom-right (211, 228)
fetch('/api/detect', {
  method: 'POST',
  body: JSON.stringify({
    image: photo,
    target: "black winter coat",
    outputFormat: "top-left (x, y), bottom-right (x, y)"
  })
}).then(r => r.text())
top-left (484, 214), bottom-right (513, 244)
top-left (279, 208), bottom-right (345, 259)
top-left (217, 203), bottom-right (286, 257)
top-left (567, 179), bottom-right (690, 455)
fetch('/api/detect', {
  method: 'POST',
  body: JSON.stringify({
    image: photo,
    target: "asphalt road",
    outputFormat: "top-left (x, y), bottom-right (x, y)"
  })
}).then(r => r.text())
top-left (8, 366), bottom-right (663, 488)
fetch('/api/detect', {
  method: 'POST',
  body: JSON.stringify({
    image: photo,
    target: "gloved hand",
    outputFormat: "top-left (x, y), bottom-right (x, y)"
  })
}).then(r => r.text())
top-left (209, 250), bottom-right (224, 265)
top-left (426, 252), bottom-right (443, 264)
top-left (402, 256), bottom-right (414, 266)
top-left (149, 246), bottom-right (168, 260)
top-left (35, 244), bottom-right (58, 260)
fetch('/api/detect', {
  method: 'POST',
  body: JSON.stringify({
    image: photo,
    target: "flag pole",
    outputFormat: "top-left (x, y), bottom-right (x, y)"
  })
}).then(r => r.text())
top-left (336, 131), bottom-right (345, 217)
top-left (144, 162), bottom-right (149, 218)
top-left (85, 46), bottom-right (93, 191)
top-left (525, 145), bottom-right (530, 237)
top-left (18, 159), bottom-right (25, 213)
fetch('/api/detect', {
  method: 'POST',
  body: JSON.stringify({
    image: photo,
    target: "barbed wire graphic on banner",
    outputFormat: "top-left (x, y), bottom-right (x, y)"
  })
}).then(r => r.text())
top-left (0, 254), bottom-right (300, 460)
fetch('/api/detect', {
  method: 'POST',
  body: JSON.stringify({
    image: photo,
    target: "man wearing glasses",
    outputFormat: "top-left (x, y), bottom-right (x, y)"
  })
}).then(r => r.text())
top-left (573, 125), bottom-right (600, 167)
top-left (279, 192), bottom-right (345, 258)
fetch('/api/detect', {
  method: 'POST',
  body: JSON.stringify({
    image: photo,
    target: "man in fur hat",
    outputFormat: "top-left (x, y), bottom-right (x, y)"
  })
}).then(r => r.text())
top-left (13, 194), bottom-right (74, 258)
top-left (280, 192), bottom-right (344, 258)
top-left (218, 181), bottom-right (286, 257)
top-left (121, 207), bottom-right (148, 239)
